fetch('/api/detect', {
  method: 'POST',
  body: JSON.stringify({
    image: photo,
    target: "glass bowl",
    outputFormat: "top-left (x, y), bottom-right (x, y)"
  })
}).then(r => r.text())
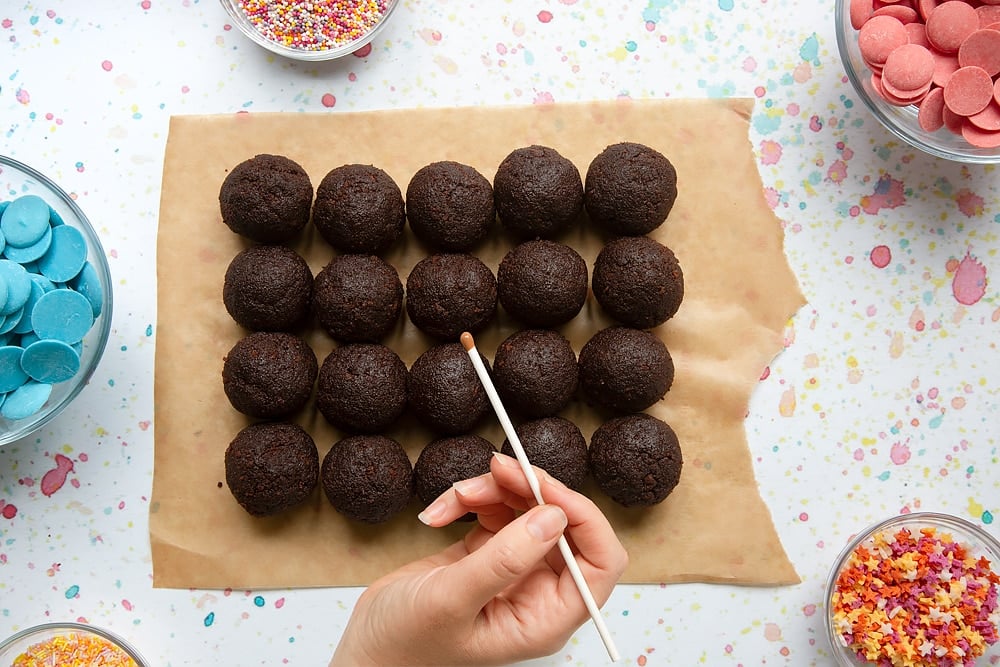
top-left (826, 512), bottom-right (1000, 666)
top-left (0, 622), bottom-right (148, 666)
top-left (220, 0), bottom-right (399, 62)
top-left (0, 155), bottom-right (113, 447)
top-left (835, 0), bottom-right (1000, 164)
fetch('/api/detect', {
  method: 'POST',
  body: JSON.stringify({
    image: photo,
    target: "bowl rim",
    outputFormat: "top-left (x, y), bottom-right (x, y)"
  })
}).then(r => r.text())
top-left (833, 0), bottom-right (1000, 164)
top-left (219, 0), bottom-right (400, 62)
top-left (0, 621), bottom-right (147, 664)
top-left (824, 511), bottom-right (1000, 665)
top-left (0, 154), bottom-right (114, 445)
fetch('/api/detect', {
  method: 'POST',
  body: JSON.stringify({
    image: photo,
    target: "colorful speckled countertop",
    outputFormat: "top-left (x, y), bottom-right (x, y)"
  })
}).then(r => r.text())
top-left (2, 2), bottom-right (999, 665)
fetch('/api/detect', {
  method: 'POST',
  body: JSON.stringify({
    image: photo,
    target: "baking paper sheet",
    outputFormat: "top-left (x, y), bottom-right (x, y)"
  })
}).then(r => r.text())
top-left (151, 98), bottom-right (804, 588)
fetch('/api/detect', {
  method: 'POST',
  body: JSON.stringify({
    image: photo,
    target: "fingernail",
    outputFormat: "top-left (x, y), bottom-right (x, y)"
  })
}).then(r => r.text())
top-left (492, 451), bottom-right (517, 467)
top-left (418, 499), bottom-right (446, 526)
top-left (526, 505), bottom-right (567, 542)
top-left (453, 476), bottom-right (486, 495)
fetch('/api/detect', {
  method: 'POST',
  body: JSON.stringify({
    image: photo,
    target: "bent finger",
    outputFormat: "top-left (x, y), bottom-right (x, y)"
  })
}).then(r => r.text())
top-left (491, 454), bottom-right (628, 598)
top-left (418, 472), bottom-right (531, 528)
top-left (428, 503), bottom-right (568, 616)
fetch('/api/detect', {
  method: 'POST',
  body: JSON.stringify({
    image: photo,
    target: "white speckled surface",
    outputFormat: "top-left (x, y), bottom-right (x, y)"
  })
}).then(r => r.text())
top-left (2, 2), bottom-right (998, 665)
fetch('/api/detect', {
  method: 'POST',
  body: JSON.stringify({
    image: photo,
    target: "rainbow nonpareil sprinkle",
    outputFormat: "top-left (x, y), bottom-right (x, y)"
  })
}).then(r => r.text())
top-left (831, 525), bottom-right (1000, 667)
top-left (12, 632), bottom-right (138, 666)
top-left (236, 0), bottom-right (390, 52)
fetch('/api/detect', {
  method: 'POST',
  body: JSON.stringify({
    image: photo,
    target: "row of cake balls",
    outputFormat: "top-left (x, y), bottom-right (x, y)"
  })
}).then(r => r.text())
top-left (225, 411), bottom-right (683, 525)
top-left (222, 326), bottom-right (674, 432)
top-left (224, 235), bottom-right (684, 343)
top-left (218, 142), bottom-right (679, 253)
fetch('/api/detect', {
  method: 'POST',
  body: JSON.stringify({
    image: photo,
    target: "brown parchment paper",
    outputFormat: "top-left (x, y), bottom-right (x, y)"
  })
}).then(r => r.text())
top-left (151, 99), bottom-right (804, 589)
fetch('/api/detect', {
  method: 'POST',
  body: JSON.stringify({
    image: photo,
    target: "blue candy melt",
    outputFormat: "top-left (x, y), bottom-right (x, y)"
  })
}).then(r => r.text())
top-left (1, 194), bottom-right (51, 248)
top-left (0, 277), bottom-right (8, 315)
top-left (0, 260), bottom-right (33, 316)
top-left (14, 280), bottom-right (46, 335)
top-left (0, 307), bottom-right (23, 335)
top-left (30, 289), bottom-right (94, 344)
top-left (1, 380), bottom-right (52, 420)
top-left (37, 224), bottom-right (87, 283)
top-left (48, 206), bottom-right (65, 226)
top-left (29, 272), bottom-right (56, 293)
top-left (21, 339), bottom-right (81, 383)
top-left (3, 223), bottom-right (52, 264)
top-left (0, 345), bottom-right (28, 393)
top-left (18, 331), bottom-right (39, 348)
top-left (70, 261), bottom-right (104, 318)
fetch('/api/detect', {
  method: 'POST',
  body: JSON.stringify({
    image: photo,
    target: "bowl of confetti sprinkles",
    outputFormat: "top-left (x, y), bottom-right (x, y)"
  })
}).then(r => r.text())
top-left (0, 622), bottom-right (148, 666)
top-left (0, 155), bottom-right (113, 447)
top-left (220, 0), bottom-right (399, 61)
top-left (836, 0), bottom-right (1000, 163)
top-left (827, 512), bottom-right (1000, 666)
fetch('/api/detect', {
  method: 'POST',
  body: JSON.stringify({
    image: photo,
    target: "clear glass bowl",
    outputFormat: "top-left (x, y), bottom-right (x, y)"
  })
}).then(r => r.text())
top-left (0, 155), bottom-right (113, 446)
top-left (826, 512), bottom-right (1000, 666)
top-left (0, 622), bottom-right (148, 666)
top-left (834, 0), bottom-right (1000, 164)
top-left (219, 0), bottom-right (399, 62)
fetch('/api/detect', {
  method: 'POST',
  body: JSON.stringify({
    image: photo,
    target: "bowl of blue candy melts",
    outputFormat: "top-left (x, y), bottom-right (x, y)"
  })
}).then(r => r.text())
top-left (0, 156), bottom-right (112, 446)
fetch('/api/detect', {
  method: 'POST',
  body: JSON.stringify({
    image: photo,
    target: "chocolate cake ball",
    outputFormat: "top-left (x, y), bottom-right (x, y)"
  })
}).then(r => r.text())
top-left (493, 329), bottom-right (577, 418)
top-left (584, 142), bottom-right (678, 236)
top-left (222, 332), bottom-right (318, 419)
top-left (219, 154), bottom-right (313, 243)
top-left (501, 416), bottom-right (589, 491)
top-left (578, 326), bottom-right (674, 413)
top-left (312, 254), bottom-right (403, 343)
top-left (321, 434), bottom-right (413, 524)
top-left (316, 344), bottom-right (408, 434)
top-left (414, 435), bottom-right (495, 510)
top-left (223, 244), bottom-right (314, 332)
top-left (312, 164), bottom-right (406, 254)
top-left (497, 240), bottom-right (588, 327)
top-left (592, 236), bottom-right (684, 329)
top-left (493, 145), bottom-right (584, 239)
top-left (225, 422), bottom-right (319, 517)
top-left (405, 161), bottom-right (495, 252)
top-left (589, 413), bottom-right (683, 507)
top-left (405, 253), bottom-right (497, 340)
top-left (408, 342), bottom-right (491, 435)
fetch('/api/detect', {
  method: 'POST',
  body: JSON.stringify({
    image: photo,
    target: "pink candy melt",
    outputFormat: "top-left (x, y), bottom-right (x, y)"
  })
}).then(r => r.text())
top-left (884, 43), bottom-right (936, 90)
top-left (850, 0), bottom-right (1000, 148)
top-left (918, 86), bottom-right (947, 130)
top-left (859, 15), bottom-right (909, 67)
top-left (852, 0), bottom-right (874, 28)
top-left (958, 29), bottom-right (1000, 77)
top-left (977, 5), bottom-right (1000, 26)
top-left (944, 65), bottom-right (994, 115)
top-left (926, 1), bottom-right (979, 53)
top-left (969, 101), bottom-right (1000, 131)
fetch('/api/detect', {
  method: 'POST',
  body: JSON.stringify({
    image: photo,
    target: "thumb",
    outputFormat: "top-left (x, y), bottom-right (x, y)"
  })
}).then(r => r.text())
top-left (432, 504), bottom-right (568, 615)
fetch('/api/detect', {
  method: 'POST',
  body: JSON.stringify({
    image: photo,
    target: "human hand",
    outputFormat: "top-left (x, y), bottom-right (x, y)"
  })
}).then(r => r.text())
top-left (330, 451), bottom-right (628, 667)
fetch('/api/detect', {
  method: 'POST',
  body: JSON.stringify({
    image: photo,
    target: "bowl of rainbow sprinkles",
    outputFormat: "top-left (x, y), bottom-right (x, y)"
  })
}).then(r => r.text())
top-left (220, 0), bottom-right (399, 61)
top-left (826, 512), bottom-right (1000, 666)
top-left (0, 622), bottom-right (148, 666)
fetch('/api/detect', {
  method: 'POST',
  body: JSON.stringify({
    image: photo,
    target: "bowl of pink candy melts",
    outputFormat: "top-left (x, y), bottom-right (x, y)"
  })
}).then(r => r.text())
top-left (836, 0), bottom-right (1000, 162)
